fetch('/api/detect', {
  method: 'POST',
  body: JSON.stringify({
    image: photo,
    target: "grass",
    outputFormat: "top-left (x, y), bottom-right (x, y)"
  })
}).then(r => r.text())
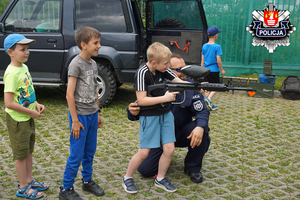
top-left (0, 84), bottom-right (299, 199)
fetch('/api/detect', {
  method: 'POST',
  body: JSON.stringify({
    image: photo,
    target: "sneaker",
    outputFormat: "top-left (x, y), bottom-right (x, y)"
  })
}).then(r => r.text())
top-left (122, 178), bottom-right (137, 194)
top-left (155, 178), bottom-right (177, 192)
top-left (58, 186), bottom-right (82, 200)
top-left (204, 97), bottom-right (212, 110)
top-left (82, 179), bottom-right (104, 196)
top-left (211, 104), bottom-right (218, 110)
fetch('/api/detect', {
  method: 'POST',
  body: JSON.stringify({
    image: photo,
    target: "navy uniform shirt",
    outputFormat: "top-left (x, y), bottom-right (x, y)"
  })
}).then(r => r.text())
top-left (171, 90), bottom-right (210, 133)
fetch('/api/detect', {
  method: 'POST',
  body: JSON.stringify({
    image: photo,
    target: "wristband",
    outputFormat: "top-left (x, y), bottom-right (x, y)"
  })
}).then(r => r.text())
top-left (98, 109), bottom-right (101, 113)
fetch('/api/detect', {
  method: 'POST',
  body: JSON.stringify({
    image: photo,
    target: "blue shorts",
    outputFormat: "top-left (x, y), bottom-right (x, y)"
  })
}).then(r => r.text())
top-left (139, 111), bottom-right (176, 148)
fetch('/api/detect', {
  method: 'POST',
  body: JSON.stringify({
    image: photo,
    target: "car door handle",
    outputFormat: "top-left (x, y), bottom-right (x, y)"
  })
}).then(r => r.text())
top-left (47, 38), bottom-right (57, 43)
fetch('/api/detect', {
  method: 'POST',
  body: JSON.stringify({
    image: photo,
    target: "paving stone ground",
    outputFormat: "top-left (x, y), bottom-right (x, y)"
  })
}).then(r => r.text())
top-left (0, 85), bottom-right (299, 200)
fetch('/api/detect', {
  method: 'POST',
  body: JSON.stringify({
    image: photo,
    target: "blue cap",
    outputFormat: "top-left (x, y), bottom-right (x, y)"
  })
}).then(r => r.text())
top-left (207, 26), bottom-right (221, 36)
top-left (4, 34), bottom-right (36, 53)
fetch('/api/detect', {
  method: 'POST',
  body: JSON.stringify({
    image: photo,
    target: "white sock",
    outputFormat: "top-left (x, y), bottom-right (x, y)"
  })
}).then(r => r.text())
top-left (156, 177), bottom-right (164, 181)
top-left (124, 176), bottom-right (132, 181)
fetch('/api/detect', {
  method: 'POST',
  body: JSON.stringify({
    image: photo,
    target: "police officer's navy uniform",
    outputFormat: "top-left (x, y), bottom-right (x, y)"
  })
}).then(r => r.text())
top-left (128, 79), bottom-right (210, 177)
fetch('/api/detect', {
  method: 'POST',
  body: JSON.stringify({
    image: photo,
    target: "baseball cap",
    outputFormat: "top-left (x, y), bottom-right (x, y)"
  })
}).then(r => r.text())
top-left (4, 34), bottom-right (36, 53)
top-left (207, 26), bottom-right (222, 36)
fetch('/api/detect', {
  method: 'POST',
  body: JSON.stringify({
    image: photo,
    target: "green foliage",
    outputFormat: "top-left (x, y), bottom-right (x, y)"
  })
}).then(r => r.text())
top-left (0, 0), bottom-right (10, 15)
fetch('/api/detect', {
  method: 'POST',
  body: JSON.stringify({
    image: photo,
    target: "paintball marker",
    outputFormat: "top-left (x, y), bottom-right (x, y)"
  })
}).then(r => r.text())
top-left (147, 65), bottom-right (256, 96)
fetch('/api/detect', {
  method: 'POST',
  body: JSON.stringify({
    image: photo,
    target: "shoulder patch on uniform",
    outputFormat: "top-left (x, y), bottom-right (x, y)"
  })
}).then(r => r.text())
top-left (193, 94), bottom-right (201, 99)
top-left (193, 100), bottom-right (203, 111)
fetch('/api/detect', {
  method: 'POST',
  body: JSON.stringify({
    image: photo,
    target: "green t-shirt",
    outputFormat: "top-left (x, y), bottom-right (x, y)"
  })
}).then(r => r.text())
top-left (4, 64), bottom-right (37, 122)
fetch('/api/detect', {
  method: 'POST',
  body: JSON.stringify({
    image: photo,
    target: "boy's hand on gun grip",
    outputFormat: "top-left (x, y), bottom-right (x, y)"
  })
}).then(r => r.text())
top-left (164, 90), bottom-right (180, 102)
top-left (71, 121), bottom-right (85, 139)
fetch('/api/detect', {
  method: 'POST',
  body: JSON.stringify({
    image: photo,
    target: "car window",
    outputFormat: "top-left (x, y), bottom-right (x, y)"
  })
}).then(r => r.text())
top-left (5, 0), bottom-right (61, 33)
top-left (76, 0), bottom-right (127, 32)
top-left (147, 0), bottom-right (203, 29)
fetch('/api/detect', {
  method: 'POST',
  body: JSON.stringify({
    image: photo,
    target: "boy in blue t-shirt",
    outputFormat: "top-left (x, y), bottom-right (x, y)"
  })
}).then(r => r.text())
top-left (201, 26), bottom-right (226, 111)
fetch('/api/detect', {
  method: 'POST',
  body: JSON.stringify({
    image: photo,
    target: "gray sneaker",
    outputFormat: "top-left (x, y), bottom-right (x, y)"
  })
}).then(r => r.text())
top-left (155, 178), bottom-right (177, 192)
top-left (122, 178), bottom-right (137, 194)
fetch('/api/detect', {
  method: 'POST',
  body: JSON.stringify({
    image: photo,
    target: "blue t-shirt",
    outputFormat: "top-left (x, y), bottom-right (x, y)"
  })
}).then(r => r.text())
top-left (201, 43), bottom-right (223, 72)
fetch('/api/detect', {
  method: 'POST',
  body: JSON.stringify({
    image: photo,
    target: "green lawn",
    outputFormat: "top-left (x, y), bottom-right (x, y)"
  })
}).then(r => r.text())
top-left (0, 85), bottom-right (299, 199)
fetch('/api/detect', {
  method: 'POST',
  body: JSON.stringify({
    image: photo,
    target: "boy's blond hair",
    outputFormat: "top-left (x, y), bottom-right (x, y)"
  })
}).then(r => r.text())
top-left (75, 26), bottom-right (101, 50)
top-left (147, 42), bottom-right (172, 63)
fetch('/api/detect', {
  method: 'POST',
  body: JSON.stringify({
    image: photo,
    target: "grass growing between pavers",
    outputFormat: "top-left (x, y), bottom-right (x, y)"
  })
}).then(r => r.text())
top-left (0, 84), bottom-right (299, 199)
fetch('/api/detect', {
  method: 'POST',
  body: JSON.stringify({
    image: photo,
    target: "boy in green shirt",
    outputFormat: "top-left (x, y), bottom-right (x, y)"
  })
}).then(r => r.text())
top-left (4, 34), bottom-right (48, 199)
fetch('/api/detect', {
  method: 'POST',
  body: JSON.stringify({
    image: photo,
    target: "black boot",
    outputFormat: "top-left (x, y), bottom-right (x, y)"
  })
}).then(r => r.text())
top-left (184, 169), bottom-right (203, 183)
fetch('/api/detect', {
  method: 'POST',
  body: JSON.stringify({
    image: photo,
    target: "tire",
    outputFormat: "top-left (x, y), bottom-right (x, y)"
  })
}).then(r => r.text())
top-left (96, 62), bottom-right (117, 107)
top-left (155, 18), bottom-right (186, 29)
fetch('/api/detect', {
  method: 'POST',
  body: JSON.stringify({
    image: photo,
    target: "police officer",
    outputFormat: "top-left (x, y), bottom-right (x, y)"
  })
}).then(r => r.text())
top-left (127, 53), bottom-right (210, 183)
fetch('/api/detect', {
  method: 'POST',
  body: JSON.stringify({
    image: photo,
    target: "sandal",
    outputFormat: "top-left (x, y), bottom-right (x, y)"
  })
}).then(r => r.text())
top-left (16, 184), bottom-right (43, 199)
top-left (29, 179), bottom-right (49, 191)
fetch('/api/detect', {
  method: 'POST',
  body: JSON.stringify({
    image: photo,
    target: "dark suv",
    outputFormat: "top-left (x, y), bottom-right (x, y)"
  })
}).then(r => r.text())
top-left (0, 0), bottom-right (207, 106)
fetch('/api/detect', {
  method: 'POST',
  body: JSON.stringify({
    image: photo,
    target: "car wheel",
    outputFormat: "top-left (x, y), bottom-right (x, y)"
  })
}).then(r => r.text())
top-left (96, 62), bottom-right (117, 107)
top-left (155, 18), bottom-right (186, 28)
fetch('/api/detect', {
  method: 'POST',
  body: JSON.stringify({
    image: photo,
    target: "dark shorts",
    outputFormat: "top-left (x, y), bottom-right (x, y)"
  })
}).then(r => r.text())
top-left (199, 72), bottom-right (220, 83)
top-left (6, 113), bottom-right (35, 160)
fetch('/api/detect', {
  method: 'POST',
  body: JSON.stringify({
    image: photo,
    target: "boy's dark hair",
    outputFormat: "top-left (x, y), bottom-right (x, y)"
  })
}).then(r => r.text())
top-left (75, 26), bottom-right (101, 50)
